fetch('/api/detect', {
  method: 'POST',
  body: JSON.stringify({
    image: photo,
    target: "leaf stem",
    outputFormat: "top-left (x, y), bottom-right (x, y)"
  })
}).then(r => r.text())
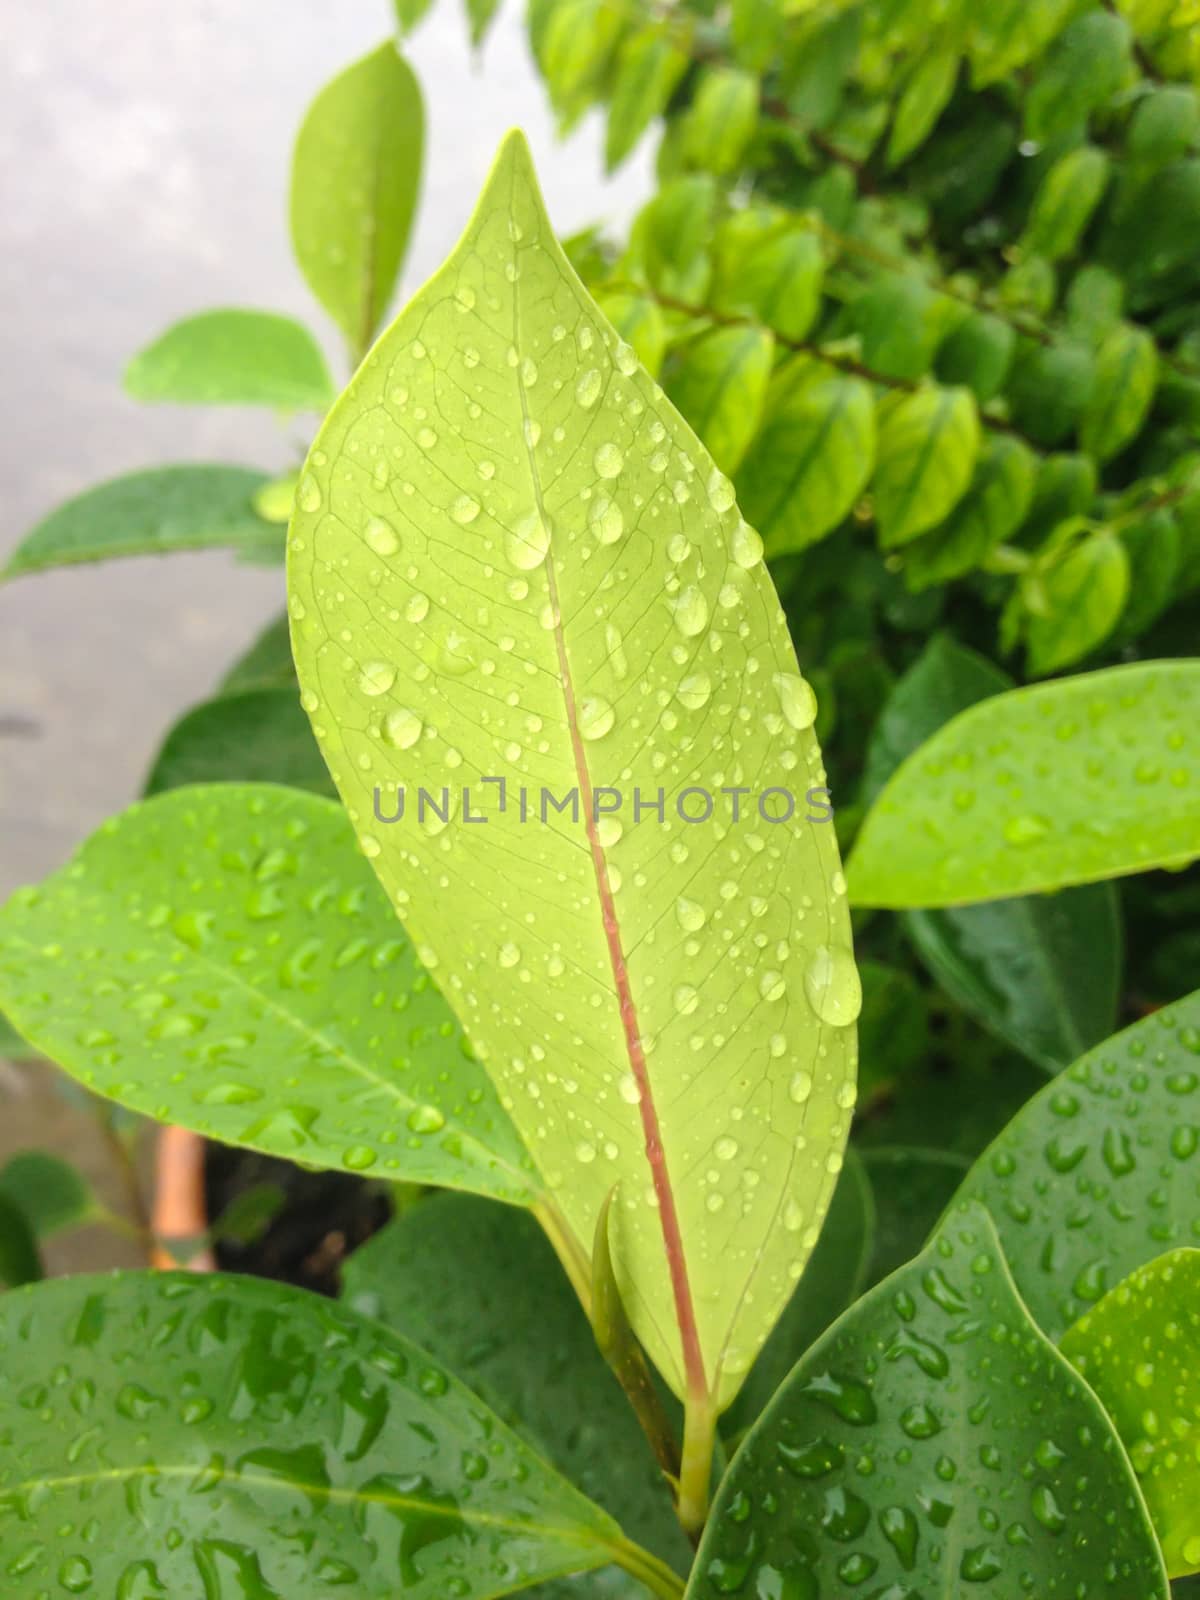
top-left (610, 1536), bottom-right (687, 1599)
top-left (532, 1196), bottom-right (593, 1318)
top-left (676, 1395), bottom-right (717, 1538)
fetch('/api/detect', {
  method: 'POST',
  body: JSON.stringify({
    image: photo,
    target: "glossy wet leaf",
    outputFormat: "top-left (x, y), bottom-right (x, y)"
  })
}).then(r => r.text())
top-left (343, 1193), bottom-right (691, 1596)
top-left (287, 131), bottom-right (857, 1411)
top-left (0, 1151), bottom-right (95, 1239)
top-left (724, 1150), bottom-right (875, 1438)
top-left (954, 992), bottom-right (1200, 1341)
top-left (0, 1271), bottom-right (648, 1598)
top-left (738, 357), bottom-right (875, 556)
top-left (872, 384), bottom-right (981, 547)
top-left (143, 687), bottom-right (331, 796)
top-left (861, 634), bottom-right (1122, 1068)
top-left (2, 465), bottom-right (272, 580)
top-left (0, 784), bottom-right (537, 1204)
top-left (290, 42), bottom-right (424, 359)
top-left (124, 309), bottom-right (335, 410)
top-left (689, 1202), bottom-right (1169, 1600)
top-left (849, 660), bottom-right (1200, 907)
top-left (1061, 1249), bottom-right (1200, 1577)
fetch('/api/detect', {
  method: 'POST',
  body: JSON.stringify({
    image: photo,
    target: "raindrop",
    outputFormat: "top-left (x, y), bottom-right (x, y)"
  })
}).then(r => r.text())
top-left (804, 944), bottom-right (862, 1026)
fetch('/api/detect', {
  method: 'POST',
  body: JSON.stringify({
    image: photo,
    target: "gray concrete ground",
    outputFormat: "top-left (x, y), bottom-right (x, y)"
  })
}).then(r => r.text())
top-left (0, 0), bottom-right (650, 1255)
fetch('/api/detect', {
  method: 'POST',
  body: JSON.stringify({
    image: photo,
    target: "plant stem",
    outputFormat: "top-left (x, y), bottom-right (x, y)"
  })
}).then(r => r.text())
top-left (532, 1196), bottom-right (593, 1318)
top-left (611, 1536), bottom-right (688, 1599)
top-left (676, 1396), bottom-right (717, 1538)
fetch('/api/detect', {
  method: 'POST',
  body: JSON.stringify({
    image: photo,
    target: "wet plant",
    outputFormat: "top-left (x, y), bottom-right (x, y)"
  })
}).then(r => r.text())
top-left (2, 4), bottom-right (1200, 1596)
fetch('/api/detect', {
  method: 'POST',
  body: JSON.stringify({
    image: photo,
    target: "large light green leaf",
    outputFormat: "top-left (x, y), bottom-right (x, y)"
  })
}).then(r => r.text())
top-left (2, 465), bottom-right (272, 580)
top-left (688, 1201), bottom-right (1169, 1600)
top-left (872, 384), bottom-right (980, 547)
top-left (0, 785), bottom-right (538, 1205)
top-left (1062, 1249), bottom-right (1200, 1578)
top-left (287, 131), bottom-right (857, 1414)
top-left (849, 660), bottom-right (1200, 907)
top-left (663, 325), bottom-right (773, 474)
top-left (954, 993), bottom-right (1200, 1341)
top-left (737, 356), bottom-right (875, 556)
top-left (124, 309), bottom-right (335, 410)
top-left (343, 1193), bottom-right (691, 1596)
top-left (863, 634), bottom-right (1122, 1070)
top-left (290, 43), bottom-right (424, 360)
top-left (0, 1272), bottom-right (677, 1599)
top-left (143, 686), bottom-right (331, 796)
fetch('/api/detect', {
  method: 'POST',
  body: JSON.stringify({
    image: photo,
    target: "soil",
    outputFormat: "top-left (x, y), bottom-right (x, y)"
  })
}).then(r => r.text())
top-left (206, 1144), bottom-right (390, 1296)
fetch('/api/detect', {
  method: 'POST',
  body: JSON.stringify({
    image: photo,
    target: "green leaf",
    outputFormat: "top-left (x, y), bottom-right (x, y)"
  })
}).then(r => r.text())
top-left (849, 276), bottom-right (959, 383)
top-left (663, 325), bottom-right (774, 474)
top-left (0, 1194), bottom-right (42, 1288)
top-left (124, 309), bottom-right (335, 411)
top-left (689, 1201), bottom-right (1169, 1600)
top-left (738, 357), bottom-right (875, 556)
top-left (0, 1271), bottom-right (661, 1597)
top-left (1024, 528), bottom-right (1130, 675)
top-left (0, 1152), bottom-right (94, 1239)
top-left (862, 634), bottom-right (1121, 1069)
top-left (1065, 262), bottom-right (1126, 347)
top-left (539, 0), bottom-right (624, 128)
top-left (684, 67), bottom-right (759, 175)
top-left (0, 1009), bottom-right (38, 1062)
top-left (287, 131), bottom-right (857, 1412)
top-left (0, 785), bottom-right (538, 1204)
top-left (1024, 9), bottom-right (1134, 144)
top-left (1007, 338), bottom-right (1096, 447)
top-left (465, 0), bottom-right (502, 46)
top-left (934, 308), bottom-right (1014, 403)
top-left (143, 687), bottom-right (331, 796)
top-left (730, 0), bottom-right (783, 71)
top-left (724, 1150), bottom-right (875, 1438)
top-left (393, 0), bottom-right (435, 32)
top-left (968, 0), bottom-right (1077, 86)
top-left (886, 48), bottom-right (959, 166)
top-left (1129, 84), bottom-right (1200, 167)
top-left (953, 993), bottom-right (1200, 1341)
top-left (1115, 507), bottom-right (1182, 646)
top-left (343, 1194), bottom-right (691, 1594)
top-left (2, 465), bottom-right (272, 580)
top-left (1022, 144), bottom-right (1110, 262)
top-left (1061, 1249), bottom-right (1200, 1578)
top-left (593, 291), bottom-right (668, 377)
top-left (1098, 159), bottom-right (1200, 312)
top-left (1080, 323), bottom-right (1159, 462)
top-left (855, 962), bottom-right (930, 1097)
top-left (903, 433), bottom-right (1036, 590)
top-left (219, 613), bottom-right (296, 694)
top-left (717, 227), bottom-right (823, 344)
top-left (605, 26), bottom-right (688, 172)
top-left (872, 385), bottom-right (980, 547)
top-left (849, 660), bottom-right (1200, 907)
top-left (290, 42), bottom-right (424, 360)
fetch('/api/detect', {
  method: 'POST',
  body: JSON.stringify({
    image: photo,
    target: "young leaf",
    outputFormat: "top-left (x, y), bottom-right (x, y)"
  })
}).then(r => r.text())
top-left (290, 43), bottom-right (424, 361)
top-left (953, 993), bottom-right (1200, 1340)
top-left (886, 48), bottom-right (959, 167)
top-left (683, 68), bottom-right (759, 176)
top-left (737, 357), bottom-right (875, 556)
top-left (663, 325), bottom-right (774, 474)
top-left (344, 1193), bottom-right (691, 1590)
top-left (1061, 1249), bottom-right (1200, 1578)
top-left (689, 1202), bottom-right (1169, 1600)
top-left (143, 686), bottom-right (332, 796)
top-left (0, 1272), bottom-right (674, 1599)
top-left (0, 785), bottom-right (538, 1205)
top-left (872, 385), bottom-right (980, 547)
top-left (124, 309), bottom-right (335, 410)
top-left (2, 465), bottom-right (272, 580)
top-left (287, 131), bottom-right (858, 1417)
top-left (1079, 323), bottom-right (1159, 462)
top-left (1024, 528), bottom-right (1130, 675)
top-left (849, 661), bottom-right (1200, 907)
top-left (605, 27), bottom-right (688, 173)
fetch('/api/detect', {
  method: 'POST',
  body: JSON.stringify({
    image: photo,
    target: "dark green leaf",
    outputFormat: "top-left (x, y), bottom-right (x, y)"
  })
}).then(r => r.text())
top-left (738, 357), bottom-right (875, 555)
top-left (3, 466), bottom-right (272, 580)
top-left (1114, 507), bottom-right (1182, 646)
top-left (856, 962), bottom-right (930, 1098)
top-left (124, 309), bottom-right (335, 410)
top-left (0, 785), bottom-right (539, 1203)
top-left (1007, 339), bottom-right (1095, 447)
top-left (858, 1145), bottom-right (969, 1285)
top-left (290, 43), bottom-right (424, 359)
top-left (1129, 85), bottom-right (1200, 167)
top-left (143, 687), bottom-right (331, 796)
top-left (0, 1152), bottom-right (94, 1239)
top-left (849, 276), bottom-right (960, 383)
top-left (1024, 9), bottom-right (1133, 143)
top-left (689, 1202), bottom-right (1168, 1600)
top-left (0, 1194), bottom-right (42, 1288)
top-left (954, 992), bottom-right (1200, 1340)
top-left (934, 309), bottom-right (1014, 403)
top-left (343, 1193), bottom-right (691, 1595)
top-left (0, 1272), bottom-right (652, 1597)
